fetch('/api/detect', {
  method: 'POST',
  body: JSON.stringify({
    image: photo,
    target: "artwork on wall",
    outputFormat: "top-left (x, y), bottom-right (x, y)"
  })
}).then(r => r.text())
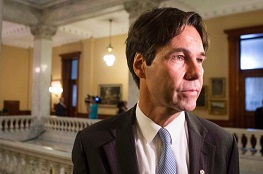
top-left (99, 84), bottom-right (122, 106)
top-left (209, 100), bottom-right (227, 115)
top-left (210, 77), bottom-right (226, 98)
top-left (196, 85), bottom-right (208, 109)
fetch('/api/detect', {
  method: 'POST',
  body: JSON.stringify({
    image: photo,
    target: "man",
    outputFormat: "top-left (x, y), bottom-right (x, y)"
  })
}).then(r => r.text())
top-left (72, 7), bottom-right (239, 174)
top-left (255, 100), bottom-right (263, 129)
top-left (55, 97), bottom-right (67, 116)
top-left (88, 96), bottom-right (98, 119)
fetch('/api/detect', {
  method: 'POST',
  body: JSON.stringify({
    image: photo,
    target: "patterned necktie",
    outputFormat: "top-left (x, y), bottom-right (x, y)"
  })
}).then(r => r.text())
top-left (158, 128), bottom-right (177, 174)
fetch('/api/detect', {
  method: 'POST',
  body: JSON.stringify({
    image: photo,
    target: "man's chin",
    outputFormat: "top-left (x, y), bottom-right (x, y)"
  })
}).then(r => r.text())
top-left (181, 103), bottom-right (196, 112)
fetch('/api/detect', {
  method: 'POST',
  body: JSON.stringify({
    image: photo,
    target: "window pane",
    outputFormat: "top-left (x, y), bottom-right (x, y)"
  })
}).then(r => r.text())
top-left (72, 84), bottom-right (77, 107)
top-left (71, 59), bottom-right (78, 80)
top-left (240, 36), bottom-right (263, 70)
top-left (245, 77), bottom-right (263, 111)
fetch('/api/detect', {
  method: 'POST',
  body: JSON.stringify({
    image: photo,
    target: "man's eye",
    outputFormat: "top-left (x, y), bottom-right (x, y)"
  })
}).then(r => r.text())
top-left (196, 58), bottom-right (204, 64)
top-left (172, 55), bottom-right (184, 61)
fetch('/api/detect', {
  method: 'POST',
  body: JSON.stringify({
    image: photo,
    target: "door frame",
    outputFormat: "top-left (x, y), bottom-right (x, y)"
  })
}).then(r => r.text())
top-left (225, 25), bottom-right (263, 128)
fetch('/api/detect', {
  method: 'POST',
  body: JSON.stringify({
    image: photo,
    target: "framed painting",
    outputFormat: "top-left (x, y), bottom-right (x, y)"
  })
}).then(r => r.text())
top-left (209, 100), bottom-right (227, 115)
top-left (99, 84), bottom-right (122, 106)
top-left (196, 85), bottom-right (208, 109)
top-left (210, 77), bottom-right (226, 98)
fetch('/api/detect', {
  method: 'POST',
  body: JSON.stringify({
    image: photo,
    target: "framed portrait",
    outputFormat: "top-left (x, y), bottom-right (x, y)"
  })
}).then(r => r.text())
top-left (99, 84), bottom-right (122, 106)
top-left (196, 86), bottom-right (208, 109)
top-left (210, 77), bottom-right (226, 98)
top-left (209, 100), bottom-right (227, 115)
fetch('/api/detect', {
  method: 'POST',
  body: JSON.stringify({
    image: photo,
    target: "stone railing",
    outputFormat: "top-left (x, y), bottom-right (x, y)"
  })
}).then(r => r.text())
top-left (0, 139), bottom-right (72, 174)
top-left (0, 115), bottom-right (101, 174)
top-left (225, 128), bottom-right (263, 174)
top-left (1, 115), bottom-right (263, 174)
top-left (0, 115), bottom-right (40, 141)
top-left (44, 116), bottom-right (100, 133)
top-left (225, 128), bottom-right (263, 157)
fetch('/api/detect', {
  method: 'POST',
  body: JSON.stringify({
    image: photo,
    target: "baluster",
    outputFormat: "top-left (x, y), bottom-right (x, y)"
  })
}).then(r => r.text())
top-left (64, 164), bottom-right (73, 174)
top-left (13, 118), bottom-right (17, 132)
top-left (49, 163), bottom-right (55, 174)
top-left (52, 119), bottom-right (56, 131)
top-left (23, 155), bottom-right (33, 174)
top-left (66, 120), bottom-right (70, 132)
top-left (241, 133), bottom-right (248, 155)
top-left (46, 117), bottom-right (51, 130)
top-left (0, 149), bottom-right (4, 172)
top-left (7, 152), bottom-right (17, 173)
top-left (59, 165), bottom-right (65, 174)
top-left (39, 158), bottom-right (49, 174)
top-left (30, 157), bottom-right (40, 174)
top-left (75, 121), bottom-right (79, 132)
top-left (254, 134), bottom-right (262, 157)
top-left (16, 118), bottom-right (21, 131)
top-left (234, 132), bottom-right (242, 155)
top-left (3, 119), bottom-right (9, 132)
top-left (16, 153), bottom-right (23, 174)
top-left (53, 162), bottom-right (61, 174)
top-left (61, 120), bottom-right (65, 132)
top-left (24, 118), bottom-right (30, 130)
top-left (70, 121), bottom-right (75, 133)
top-left (9, 118), bottom-right (14, 132)
top-left (2, 150), bottom-right (10, 173)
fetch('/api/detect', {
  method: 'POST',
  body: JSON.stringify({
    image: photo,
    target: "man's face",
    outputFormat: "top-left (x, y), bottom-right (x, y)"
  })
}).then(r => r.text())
top-left (144, 25), bottom-right (206, 111)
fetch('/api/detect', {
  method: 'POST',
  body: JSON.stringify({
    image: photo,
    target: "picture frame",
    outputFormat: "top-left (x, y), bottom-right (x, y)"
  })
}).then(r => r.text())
top-left (209, 100), bottom-right (227, 115)
top-left (196, 85), bottom-right (208, 109)
top-left (210, 77), bottom-right (226, 98)
top-left (99, 84), bottom-right (122, 106)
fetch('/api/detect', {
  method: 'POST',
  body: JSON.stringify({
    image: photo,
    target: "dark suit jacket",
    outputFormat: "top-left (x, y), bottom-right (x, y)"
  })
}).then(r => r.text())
top-left (55, 103), bottom-right (67, 116)
top-left (255, 107), bottom-right (263, 129)
top-left (72, 105), bottom-right (239, 174)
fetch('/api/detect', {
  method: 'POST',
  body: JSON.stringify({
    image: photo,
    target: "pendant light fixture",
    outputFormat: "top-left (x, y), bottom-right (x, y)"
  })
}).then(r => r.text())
top-left (103, 19), bottom-right (115, 66)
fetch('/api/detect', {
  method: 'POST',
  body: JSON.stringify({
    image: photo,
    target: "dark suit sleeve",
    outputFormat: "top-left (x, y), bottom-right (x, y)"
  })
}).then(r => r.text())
top-left (72, 131), bottom-right (89, 174)
top-left (228, 135), bottom-right (240, 174)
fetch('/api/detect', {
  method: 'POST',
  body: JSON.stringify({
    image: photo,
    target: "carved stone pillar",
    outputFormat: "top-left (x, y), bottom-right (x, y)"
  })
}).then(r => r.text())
top-left (30, 25), bottom-right (57, 121)
top-left (123, 0), bottom-right (163, 108)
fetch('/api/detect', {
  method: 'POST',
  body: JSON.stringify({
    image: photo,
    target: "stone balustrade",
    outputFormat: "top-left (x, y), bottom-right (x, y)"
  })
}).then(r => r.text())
top-left (44, 116), bottom-right (100, 133)
top-left (1, 115), bottom-right (263, 173)
top-left (0, 139), bottom-right (72, 174)
top-left (225, 128), bottom-right (263, 157)
top-left (0, 115), bottom-right (35, 133)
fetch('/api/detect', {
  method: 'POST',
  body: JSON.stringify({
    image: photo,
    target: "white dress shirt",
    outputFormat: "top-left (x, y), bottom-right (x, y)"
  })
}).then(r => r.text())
top-left (134, 104), bottom-right (189, 174)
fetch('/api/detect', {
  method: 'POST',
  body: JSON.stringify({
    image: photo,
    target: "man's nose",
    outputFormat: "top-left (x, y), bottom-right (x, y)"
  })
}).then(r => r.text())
top-left (184, 61), bottom-right (203, 80)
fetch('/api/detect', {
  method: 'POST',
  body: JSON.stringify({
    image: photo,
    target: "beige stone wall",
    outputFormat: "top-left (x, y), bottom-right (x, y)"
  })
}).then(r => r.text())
top-left (192, 9), bottom-right (263, 119)
top-left (0, 45), bottom-right (32, 110)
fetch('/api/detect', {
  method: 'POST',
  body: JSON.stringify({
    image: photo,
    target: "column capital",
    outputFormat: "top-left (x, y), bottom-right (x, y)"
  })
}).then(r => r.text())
top-left (123, 0), bottom-right (163, 19)
top-left (30, 25), bottom-right (57, 40)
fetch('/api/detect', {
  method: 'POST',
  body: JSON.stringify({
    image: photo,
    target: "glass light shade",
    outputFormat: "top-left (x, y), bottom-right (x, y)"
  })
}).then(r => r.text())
top-left (49, 81), bottom-right (63, 93)
top-left (49, 86), bottom-right (63, 93)
top-left (103, 54), bottom-right (115, 66)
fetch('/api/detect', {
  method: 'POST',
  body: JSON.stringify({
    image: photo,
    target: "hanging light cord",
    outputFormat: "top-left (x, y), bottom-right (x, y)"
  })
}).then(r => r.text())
top-left (107, 19), bottom-right (113, 52)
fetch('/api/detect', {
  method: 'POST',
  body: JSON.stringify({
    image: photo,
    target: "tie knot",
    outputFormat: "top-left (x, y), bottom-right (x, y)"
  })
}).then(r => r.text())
top-left (158, 128), bottom-right (172, 144)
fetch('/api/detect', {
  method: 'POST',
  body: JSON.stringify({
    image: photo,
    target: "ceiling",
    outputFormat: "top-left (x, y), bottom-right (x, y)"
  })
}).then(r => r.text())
top-left (2, 0), bottom-right (263, 48)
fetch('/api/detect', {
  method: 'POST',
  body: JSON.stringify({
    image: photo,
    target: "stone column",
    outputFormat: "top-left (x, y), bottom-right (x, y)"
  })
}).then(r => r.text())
top-left (123, 0), bottom-right (163, 108)
top-left (0, 0), bottom-right (3, 59)
top-left (30, 25), bottom-right (57, 119)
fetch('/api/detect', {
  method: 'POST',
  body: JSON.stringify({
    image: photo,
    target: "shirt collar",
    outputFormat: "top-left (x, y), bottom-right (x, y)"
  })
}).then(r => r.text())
top-left (136, 104), bottom-right (186, 144)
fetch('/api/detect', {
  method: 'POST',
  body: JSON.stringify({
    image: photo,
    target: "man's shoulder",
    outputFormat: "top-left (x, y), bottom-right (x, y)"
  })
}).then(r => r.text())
top-left (82, 106), bottom-right (136, 133)
top-left (186, 112), bottom-right (232, 139)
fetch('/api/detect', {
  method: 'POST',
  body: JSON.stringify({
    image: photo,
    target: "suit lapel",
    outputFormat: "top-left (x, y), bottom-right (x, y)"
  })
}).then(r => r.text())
top-left (102, 107), bottom-right (140, 174)
top-left (186, 112), bottom-right (216, 174)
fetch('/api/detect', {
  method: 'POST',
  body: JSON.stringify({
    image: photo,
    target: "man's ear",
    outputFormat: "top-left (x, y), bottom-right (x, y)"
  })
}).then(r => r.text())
top-left (133, 53), bottom-right (146, 78)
